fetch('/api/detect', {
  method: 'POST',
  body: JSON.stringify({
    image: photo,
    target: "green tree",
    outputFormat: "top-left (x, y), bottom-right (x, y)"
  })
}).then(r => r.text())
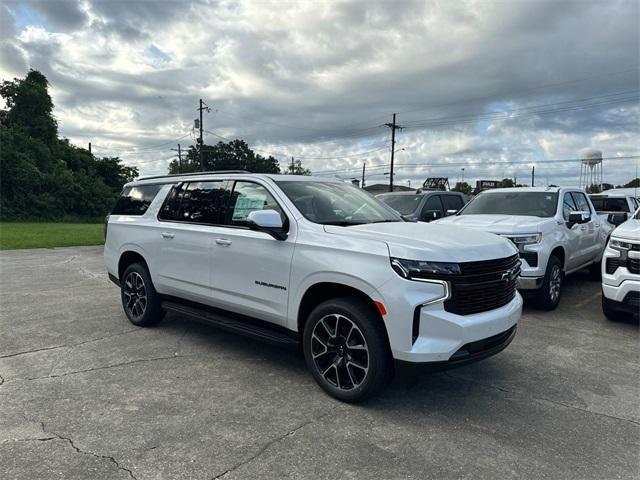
top-left (623, 178), bottom-right (640, 188)
top-left (168, 139), bottom-right (281, 174)
top-left (286, 158), bottom-right (311, 175)
top-left (586, 184), bottom-right (601, 194)
top-left (0, 69), bottom-right (57, 143)
top-left (451, 182), bottom-right (472, 195)
top-left (499, 178), bottom-right (515, 188)
top-left (0, 70), bottom-right (136, 220)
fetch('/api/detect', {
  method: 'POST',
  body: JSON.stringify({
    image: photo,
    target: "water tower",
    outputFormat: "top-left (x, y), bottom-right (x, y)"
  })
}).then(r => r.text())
top-left (579, 149), bottom-right (603, 190)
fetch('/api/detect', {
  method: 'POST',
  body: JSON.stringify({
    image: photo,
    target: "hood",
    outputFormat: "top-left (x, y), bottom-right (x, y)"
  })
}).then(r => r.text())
top-left (612, 219), bottom-right (640, 242)
top-left (324, 222), bottom-right (517, 263)
top-left (436, 214), bottom-right (547, 234)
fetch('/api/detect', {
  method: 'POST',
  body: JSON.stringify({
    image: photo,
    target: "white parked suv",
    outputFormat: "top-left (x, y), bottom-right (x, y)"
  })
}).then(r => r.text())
top-left (437, 187), bottom-right (610, 310)
top-left (601, 208), bottom-right (640, 321)
top-left (105, 172), bottom-right (522, 402)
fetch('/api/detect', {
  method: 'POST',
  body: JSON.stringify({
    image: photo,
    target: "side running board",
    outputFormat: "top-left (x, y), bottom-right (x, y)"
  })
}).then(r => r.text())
top-left (161, 301), bottom-right (300, 347)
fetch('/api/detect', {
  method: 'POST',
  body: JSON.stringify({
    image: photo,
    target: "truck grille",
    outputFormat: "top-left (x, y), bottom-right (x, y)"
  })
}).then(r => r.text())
top-left (444, 254), bottom-right (520, 316)
top-left (606, 257), bottom-right (640, 275)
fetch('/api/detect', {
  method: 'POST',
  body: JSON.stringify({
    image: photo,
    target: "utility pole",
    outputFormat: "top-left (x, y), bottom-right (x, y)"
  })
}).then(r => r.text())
top-left (171, 144), bottom-right (183, 173)
top-left (361, 162), bottom-right (366, 188)
top-left (531, 165), bottom-right (535, 187)
top-left (197, 99), bottom-right (210, 171)
top-left (88, 142), bottom-right (92, 155)
top-left (384, 113), bottom-right (403, 192)
top-left (290, 156), bottom-right (295, 174)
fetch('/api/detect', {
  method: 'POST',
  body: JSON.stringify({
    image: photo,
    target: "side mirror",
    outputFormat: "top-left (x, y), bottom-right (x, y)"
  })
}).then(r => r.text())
top-left (607, 212), bottom-right (627, 226)
top-left (247, 209), bottom-right (287, 240)
top-left (421, 210), bottom-right (442, 222)
top-left (446, 209), bottom-right (458, 216)
top-left (568, 211), bottom-right (590, 226)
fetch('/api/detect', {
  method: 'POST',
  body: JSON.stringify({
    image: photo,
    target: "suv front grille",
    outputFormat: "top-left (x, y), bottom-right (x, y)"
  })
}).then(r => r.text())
top-left (444, 254), bottom-right (520, 316)
top-left (606, 257), bottom-right (640, 275)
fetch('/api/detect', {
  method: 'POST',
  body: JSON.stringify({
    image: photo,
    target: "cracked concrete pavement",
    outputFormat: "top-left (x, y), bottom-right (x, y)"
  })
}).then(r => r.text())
top-left (0, 246), bottom-right (638, 479)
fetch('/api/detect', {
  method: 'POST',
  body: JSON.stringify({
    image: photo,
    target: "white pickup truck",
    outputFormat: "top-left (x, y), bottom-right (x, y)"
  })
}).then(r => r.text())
top-left (437, 187), bottom-right (611, 310)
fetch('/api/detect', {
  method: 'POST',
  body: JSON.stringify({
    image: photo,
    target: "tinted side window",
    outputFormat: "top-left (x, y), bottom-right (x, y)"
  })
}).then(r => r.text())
top-left (158, 183), bottom-right (185, 221)
top-left (562, 193), bottom-right (577, 221)
top-left (442, 194), bottom-right (464, 211)
top-left (178, 181), bottom-right (229, 224)
top-left (421, 195), bottom-right (443, 218)
top-left (112, 185), bottom-right (161, 215)
top-left (571, 192), bottom-right (591, 213)
top-left (228, 181), bottom-right (285, 227)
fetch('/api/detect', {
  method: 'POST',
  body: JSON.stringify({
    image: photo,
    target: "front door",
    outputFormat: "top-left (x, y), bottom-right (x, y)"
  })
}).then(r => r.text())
top-left (561, 192), bottom-right (583, 270)
top-left (571, 191), bottom-right (600, 265)
top-left (207, 180), bottom-right (296, 326)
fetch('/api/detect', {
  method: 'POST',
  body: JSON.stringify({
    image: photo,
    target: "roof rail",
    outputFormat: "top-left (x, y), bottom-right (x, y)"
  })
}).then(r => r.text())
top-left (137, 170), bottom-right (250, 181)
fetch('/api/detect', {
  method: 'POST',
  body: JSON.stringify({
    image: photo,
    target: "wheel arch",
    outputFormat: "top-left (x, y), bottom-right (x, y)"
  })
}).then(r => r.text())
top-left (118, 250), bottom-right (149, 280)
top-left (297, 282), bottom-right (386, 340)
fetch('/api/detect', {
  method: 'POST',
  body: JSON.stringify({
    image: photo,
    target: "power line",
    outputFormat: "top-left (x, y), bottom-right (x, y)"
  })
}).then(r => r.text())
top-left (312, 155), bottom-right (640, 176)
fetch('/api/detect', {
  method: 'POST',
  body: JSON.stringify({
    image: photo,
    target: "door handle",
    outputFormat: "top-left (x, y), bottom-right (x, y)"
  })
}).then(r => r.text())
top-left (161, 232), bottom-right (175, 239)
top-left (215, 238), bottom-right (232, 246)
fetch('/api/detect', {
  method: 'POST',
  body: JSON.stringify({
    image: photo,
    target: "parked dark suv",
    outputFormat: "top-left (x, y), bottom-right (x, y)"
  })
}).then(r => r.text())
top-left (377, 191), bottom-right (466, 222)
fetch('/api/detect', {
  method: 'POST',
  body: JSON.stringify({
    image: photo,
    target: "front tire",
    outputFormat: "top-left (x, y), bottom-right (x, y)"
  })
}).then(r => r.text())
top-left (303, 297), bottom-right (393, 403)
top-left (120, 263), bottom-right (165, 327)
top-left (535, 255), bottom-right (563, 310)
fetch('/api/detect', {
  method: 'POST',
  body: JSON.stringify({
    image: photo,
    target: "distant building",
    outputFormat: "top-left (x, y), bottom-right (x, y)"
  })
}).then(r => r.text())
top-left (364, 184), bottom-right (414, 196)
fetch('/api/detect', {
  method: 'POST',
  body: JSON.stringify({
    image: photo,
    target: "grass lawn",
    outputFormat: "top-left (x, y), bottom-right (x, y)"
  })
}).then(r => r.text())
top-left (0, 223), bottom-right (104, 250)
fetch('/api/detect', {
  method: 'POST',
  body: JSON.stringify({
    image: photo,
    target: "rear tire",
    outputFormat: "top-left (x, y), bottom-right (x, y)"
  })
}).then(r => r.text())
top-left (535, 256), bottom-right (563, 310)
top-left (303, 297), bottom-right (393, 403)
top-left (602, 296), bottom-right (632, 322)
top-left (120, 263), bottom-right (165, 327)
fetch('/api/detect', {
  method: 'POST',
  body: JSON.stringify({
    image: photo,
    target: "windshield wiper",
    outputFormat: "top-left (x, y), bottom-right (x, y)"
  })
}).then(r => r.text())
top-left (371, 219), bottom-right (403, 223)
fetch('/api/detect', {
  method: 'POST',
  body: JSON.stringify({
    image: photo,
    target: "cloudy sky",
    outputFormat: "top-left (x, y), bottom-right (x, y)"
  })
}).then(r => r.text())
top-left (1, 0), bottom-right (638, 187)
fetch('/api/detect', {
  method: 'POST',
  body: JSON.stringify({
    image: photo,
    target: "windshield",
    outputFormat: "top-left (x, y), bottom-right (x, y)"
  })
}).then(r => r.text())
top-left (276, 181), bottom-right (403, 225)
top-left (589, 196), bottom-right (629, 213)
top-left (460, 191), bottom-right (558, 217)
top-left (635, 208), bottom-right (640, 220)
top-left (378, 194), bottom-right (422, 215)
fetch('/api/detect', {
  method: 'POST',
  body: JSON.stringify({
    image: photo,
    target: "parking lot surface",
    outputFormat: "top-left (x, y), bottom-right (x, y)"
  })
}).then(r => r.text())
top-left (0, 246), bottom-right (638, 480)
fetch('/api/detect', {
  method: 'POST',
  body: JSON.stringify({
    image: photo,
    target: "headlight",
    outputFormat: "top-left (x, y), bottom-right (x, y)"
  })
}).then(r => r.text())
top-left (391, 257), bottom-right (461, 280)
top-left (508, 233), bottom-right (542, 245)
top-left (609, 238), bottom-right (632, 250)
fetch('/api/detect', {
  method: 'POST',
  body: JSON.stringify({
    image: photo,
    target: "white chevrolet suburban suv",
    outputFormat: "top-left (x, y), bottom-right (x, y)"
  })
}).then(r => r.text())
top-left (437, 187), bottom-right (610, 310)
top-left (105, 172), bottom-right (522, 402)
top-left (601, 208), bottom-right (640, 321)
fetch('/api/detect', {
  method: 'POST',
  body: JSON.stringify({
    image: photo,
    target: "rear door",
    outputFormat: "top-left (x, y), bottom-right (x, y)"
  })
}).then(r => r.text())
top-left (207, 180), bottom-right (296, 325)
top-left (154, 180), bottom-right (229, 304)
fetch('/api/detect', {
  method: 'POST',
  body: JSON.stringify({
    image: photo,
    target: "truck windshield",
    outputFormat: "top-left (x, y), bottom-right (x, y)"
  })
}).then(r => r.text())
top-left (276, 181), bottom-right (403, 225)
top-left (378, 194), bottom-right (422, 215)
top-left (460, 191), bottom-right (558, 217)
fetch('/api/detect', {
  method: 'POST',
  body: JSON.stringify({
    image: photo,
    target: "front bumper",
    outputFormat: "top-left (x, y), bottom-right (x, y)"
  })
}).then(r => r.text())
top-left (517, 275), bottom-right (544, 290)
top-left (395, 325), bottom-right (517, 373)
top-left (376, 272), bottom-right (522, 364)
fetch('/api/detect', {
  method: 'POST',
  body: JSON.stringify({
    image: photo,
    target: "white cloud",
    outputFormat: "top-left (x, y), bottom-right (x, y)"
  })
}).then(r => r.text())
top-left (0, 0), bottom-right (638, 185)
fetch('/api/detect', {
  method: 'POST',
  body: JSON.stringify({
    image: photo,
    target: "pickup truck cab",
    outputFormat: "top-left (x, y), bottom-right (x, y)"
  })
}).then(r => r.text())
top-left (589, 191), bottom-right (639, 225)
top-left (436, 187), bottom-right (610, 310)
top-left (105, 172), bottom-right (522, 402)
top-left (377, 191), bottom-right (466, 222)
top-left (601, 208), bottom-right (640, 321)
